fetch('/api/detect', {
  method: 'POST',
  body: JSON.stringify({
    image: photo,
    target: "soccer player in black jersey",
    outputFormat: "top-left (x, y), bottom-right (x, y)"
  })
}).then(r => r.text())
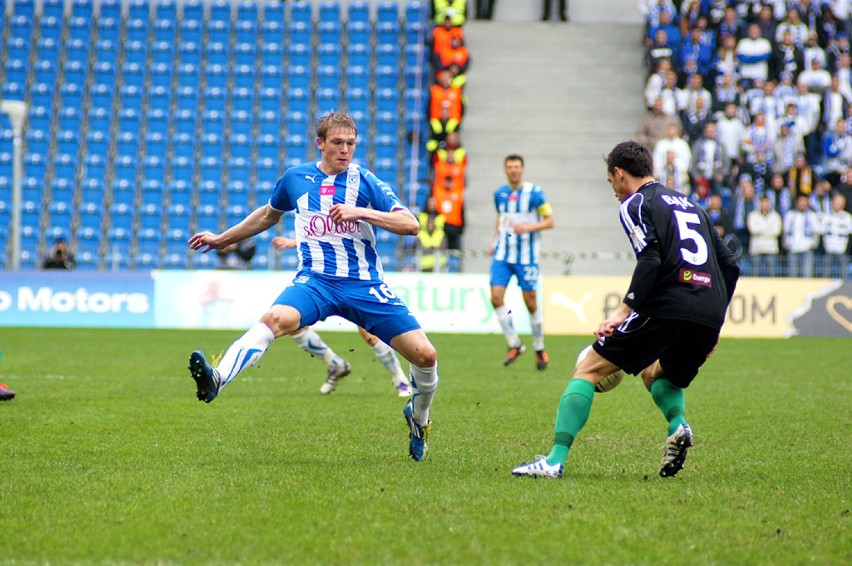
top-left (513, 141), bottom-right (740, 479)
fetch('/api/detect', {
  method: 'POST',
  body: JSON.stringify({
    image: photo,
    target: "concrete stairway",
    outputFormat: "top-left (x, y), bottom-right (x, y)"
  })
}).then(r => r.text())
top-left (459, 18), bottom-right (647, 275)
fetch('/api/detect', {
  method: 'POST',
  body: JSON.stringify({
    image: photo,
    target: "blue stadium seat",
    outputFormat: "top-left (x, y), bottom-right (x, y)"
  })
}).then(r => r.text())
top-left (179, 42), bottom-right (202, 66)
top-left (255, 159), bottom-right (280, 185)
top-left (176, 86), bottom-right (199, 113)
top-left (182, 0), bottom-right (204, 22)
top-left (128, 0), bottom-right (150, 21)
top-left (289, 1), bottom-right (312, 24)
top-left (48, 202), bottom-right (73, 233)
top-left (286, 88), bottom-right (310, 115)
top-left (236, 0), bottom-right (258, 22)
top-left (123, 40), bottom-right (148, 65)
top-left (318, 0), bottom-right (341, 23)
top-left (36, 37), bottom-right (60, 62)
top-left (377, 44), bottom-right (401, 67)
top-left (167, 203), bottom-right (192, 232)
top-left (67, 17), bottom-right (91, 43)
top-left (317, 44), bottom-right (342, 68)
top-left (316, 89), bottom-right (341, 113)
top-left (316, 66), bottom-right (341, 90)
top-left (375, 89), bottom-right (400, 114)
top-left (257, 137), bottom-right (280, 161)
top-left (376, 21), bottom-right (400, 45)
top-left (26, 130), bottom-right (50, 156)
top-left (150, 63), bottom-right (174, 89)
top-left (405, 20), bottom-right (428, 45)
top-left (89, 84), bottom-right (112, 111)
top-left (147, 86), bottom-right (171, 112)
top-left (170, 157), bottom-right (194, 184)
top-left (205, 64), bottom-right (229, 89)
top-left (142, 156), bottom-right (166, 184)
top-left (225, 181), bottom-right (251, 208)
top-left (162, 253), bottom-right (189, 269)
top-left (155, 0), bottom-right (178, 21)
top-left (42, 0), bottom-right (65, 19)
top-left (260, 66), bottom-right (283, 90)
top-left (180, 20), bottom-right (203, 45)
top-left (200, 133), bottom-right (224, 160)
top-left (210, 0), bottom-right (231, 21)
top-left (168, 180), bottom-right (193, 206)
top-left (229, 135), bottom-right (252, 160)
top-left (375, 66), bottom-right (400, 90)
top-left (345, 65), bottom-right (369, 91)
top-left (97, 18), bottom-right (120, 44)
top-left (201, 110), bottom-right (226, 136)
top-left (27, 107), bottom-right (50, 133)
top-left (288, 21), bottom-right (313, 46)
top-left (225, 204), bottom-right (250, 226)
top-left (3, 60), bottom-right (27, 89)
top-left (164, 229), bottom-right (188, 255)
top-left (207, 21), bottom-right (230, 45)
top-left (113, 155), bottom-right (138, 184)
top-left (109, 204), bottom-right (135, 231)
top-left (55, 131), bottom-right (79, 158)
top-left (6, 36), bottom-right (30, 64)
top-left (258, 111), bottom-right (281, 136)
top-left (228, 159), bottom-right (252, 185)
top-left (125, 19), bottom-right (148, 43)
top-left (406, 1), bottom-right (428, 24)
top-left (199, 157), bottom-right (222, 184)
top-left (171, 133), bottom-right (195, 159)
top-left (347, 21), bottom-right (370, 46)
top-left (197, 181), bottom-right (221, 207)
top-left (78, 202), bottom-right (104, 231)
top-left (347, 1), bottom-right (370, 24)
top-left (260, 43), bottom-right (283, 68)
top-left (151, 41), bottom-right (174, 65)
top-left (110, 179), bottom-right (135, 207)
top-left (287, 44), bottom-right (311, 68)
top-left (235, 21), bottom-right (257, 47)
top-left (344, 87), bottom-right (369, 115)
top-left (32, 60), bottom-right (57, 89)
top-left (86, 131), bottom-right (109, 158)
top-left (117, 109), bottom-right (141, 135)
top-left (84, 154), bottom-right (110, 182)
top-left (49, 178), bottom-right (74, 205)
top-left (234, 42), bottom-right (256, 67)
top-left (229, 110), bottom-right (254, 137)
top-left (64, 38), bottom-right (88, 64)
top-left (284, 110), bottom-right (308, 136)
top-left (139, 179), bottom-right (165, 206)
top-left (29, 83), bottom-right (53, 110)
top-left (52, 154), bottom-right (76, 183)
top-left (58, 107), bottom-right (82, 133)
top-left (258, 89), bottom-right (281, 114)
top-left (203, 87), bottom-right (227, 113)
top-left (231, 88), bottom-right (254, 113)
top-left (260, 20), bottom-right (284, 46)
top-left (115, 132), bottom-right (139, 159)
top-left (233, 65), bottom-right (256, 89)
top-left (284, 135), bottom-right (308, 161)
top-left (79, 178), bottom-right (105, 205)
top-left (21, 176), bottom-right (43, 204)
top-left (173, 110), bottom-right (197, 136)
top-left (123, 62), bottom-right (147, 89)
top-left (317, 21), bottom-right (342, 46)
top-left (195, 204), bottom-right (220, 232)
top-left (144, 131), bottom-right (168, 158)
top-left (138, 205), bottom-right (163, 231)
top-left (99, 0), bottom-right (121, 20)
top-left (264, 0), bottom-right (285, 24)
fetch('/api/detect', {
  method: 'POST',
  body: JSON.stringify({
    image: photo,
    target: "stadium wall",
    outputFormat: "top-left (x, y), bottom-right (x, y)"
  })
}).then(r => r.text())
top-left (1, 271), bottom-right (850, 337)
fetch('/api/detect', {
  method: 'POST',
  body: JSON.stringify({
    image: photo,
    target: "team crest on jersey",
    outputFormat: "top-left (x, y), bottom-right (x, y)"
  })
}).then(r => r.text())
top-left (679, 268), bottom-right (712, 287)
top-left (347, 168), bottom-right (360, 191)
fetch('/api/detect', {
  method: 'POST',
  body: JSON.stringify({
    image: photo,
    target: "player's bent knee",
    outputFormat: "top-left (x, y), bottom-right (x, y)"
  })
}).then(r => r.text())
top-left (261, 306), bottom-right (301, 338)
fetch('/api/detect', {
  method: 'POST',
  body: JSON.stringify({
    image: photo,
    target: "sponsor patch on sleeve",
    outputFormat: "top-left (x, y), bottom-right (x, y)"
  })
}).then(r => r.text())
top-left (679, 268), bottom-right (712, 287)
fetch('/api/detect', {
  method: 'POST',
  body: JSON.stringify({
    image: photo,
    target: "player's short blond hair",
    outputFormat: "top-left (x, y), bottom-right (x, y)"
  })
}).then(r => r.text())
top-left (316, 111), bottom-right (358, 140)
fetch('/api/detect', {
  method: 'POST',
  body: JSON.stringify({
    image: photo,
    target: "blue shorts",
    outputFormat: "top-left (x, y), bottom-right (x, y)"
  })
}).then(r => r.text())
top-left (489, 259), bottom-right (539, 292)
top-left (273, 272), bottom-right (422, 345)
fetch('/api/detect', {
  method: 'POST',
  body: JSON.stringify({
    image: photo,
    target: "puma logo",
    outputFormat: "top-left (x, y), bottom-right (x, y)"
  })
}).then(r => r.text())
top-left (305, 174), bottom-right (317, 182)
top-left (551, 292), bottom-right (592, 323)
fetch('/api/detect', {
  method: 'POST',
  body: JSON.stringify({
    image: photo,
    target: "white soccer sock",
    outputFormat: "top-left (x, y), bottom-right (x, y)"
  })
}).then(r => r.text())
top-left (530, 309), bottom-right (545, 351)
top-left (216, 323), bottom-right (275, 388)
top-left (495, 305), bottom-right (521, 348)
top-left (290, 328), bottom-right (338, 364)
top-left (372, 340), bottom-right (408, 384)
top-left (410, 363), bottom-right (438, 425)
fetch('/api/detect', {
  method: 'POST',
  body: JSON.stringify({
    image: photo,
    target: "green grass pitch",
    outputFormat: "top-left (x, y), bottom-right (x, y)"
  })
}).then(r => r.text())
top-left (0, 328), bottom-right (849, 565)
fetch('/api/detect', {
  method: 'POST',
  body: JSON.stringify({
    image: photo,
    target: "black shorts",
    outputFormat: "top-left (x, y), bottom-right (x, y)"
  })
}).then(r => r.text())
top-left (592, 313), bottom-right (720, 388)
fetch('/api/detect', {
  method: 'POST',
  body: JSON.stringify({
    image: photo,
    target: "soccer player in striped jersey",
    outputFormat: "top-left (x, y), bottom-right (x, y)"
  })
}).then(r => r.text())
top-left (513, 141), bottom-right (739, 479)
top-left (187, 112), bottom-right (438, 461)
top-left (489, 155), bottom-right (554, 370)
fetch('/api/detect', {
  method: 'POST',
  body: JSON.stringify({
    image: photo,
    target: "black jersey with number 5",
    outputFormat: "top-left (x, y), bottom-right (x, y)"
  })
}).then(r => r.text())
top-left (619, 181), bottom-right (739, 330)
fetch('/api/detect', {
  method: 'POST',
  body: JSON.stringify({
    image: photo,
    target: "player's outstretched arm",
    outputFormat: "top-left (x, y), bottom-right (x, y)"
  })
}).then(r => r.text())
top-left (329, 204), bottom-right (419, 235)
top-left (271, 236), bottom-right (297, 251)
top-left (189, 205), bottom-right (283, 253)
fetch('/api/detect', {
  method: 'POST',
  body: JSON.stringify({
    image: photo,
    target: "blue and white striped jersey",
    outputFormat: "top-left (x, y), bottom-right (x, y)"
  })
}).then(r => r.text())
top-left (492, 182), bottom-right (551, 265)
top-left (269, 161), bottom-right (407, 281)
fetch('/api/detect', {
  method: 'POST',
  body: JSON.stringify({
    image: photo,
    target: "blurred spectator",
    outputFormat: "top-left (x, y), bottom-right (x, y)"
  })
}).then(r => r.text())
top-left (678, 1), bottom-right (702, 40)
top-left (818, 8), bottom-right (844, 51)
top-left (788, 153), bottom-right (815, 198)
top-left (765, 171), bottom-right (793, 216)
top-left (783, 194), bottom-right (821, 277)
top-left (428, 70), bottom-right (464, 132)
top-left (690, 121), bottom-right (728, 193)
top-left (772, 120), bottom-right (805, 176)
top-left (749, 80), bottom-right (782, 132)
top-left (706, 193), bottom-right (734, 237)
top-left (648, 10), bottom-right (680, 63)
top-left (810, 179), bottom-right (833, 216)
top-left (772, 29), bottom-right (805, 80)
top-left (637, 96), bottom-right (681, 151)
top-left (731, 175), bottom-right (759, 261)
top-left (639, 0), bottom-right (675, 31)
top-left (417, 214), bottom-right (447, 272)
top-left (747, 195), bottom-right (783, 277)
top-left (753, 5), bottom-right (778, 41)
top-left (736, 24), bottom-right (772, 88)
top-left (432, 0), bottom-right (468, 26)
top-left (645, 58), bottom-right (672, 107)
top-left (798, 58), bottom-right (832, 95)
top-left (652, 123), bottom-right (691, 185)
top-left (681, 26), bottom-right (714, 78)
top-left (775, 8), bottom-right (809, 48)
top-left (774, 73), bottom-right (799, 109)
top-left (794, 79), bottom-right (823, 160)
top-left (826, 35), bottom-right (850, 72)
top-left (681, 95), bottom-right (712, 143)
top-left (432, 174), bottom-right (464, 250)
top-left (716, 6), bottom-right (743, 44)
top-left (433, 132), bottom-right (467, 185)
top-left (714, 35), bottom-right (739, 82)
top-left (216, 238), bottom-right (256, 269)
top-left (833, 53), bottom-right (852, 100)
top-left (820, 192), bottom-right (852, 276)
top-left (41, 238), bottom-right (76, 270)
top-left (678, 73), bottom-right (712, 115)
top-left (431, 15), bottom-right (464, 60)
top-left (716, 102), bottom-right (746, 167)
top-left (427, 105), bottom-right (459, 154)
top-left (821, 118), bottom-right (852, 185)
top-left (541, 0), bottom-right (568, 22)
top-left (418, 196), bottom-right (446, 231)
top-left (647, 28), bottom-right (675, 72)
top-left (822, 76), bottom-right (849, 130)
top-left (435, 35), bottom-right (470, 74)
top-left (803, 32), bottom-right (827, 71)
top-left (659, 149), bottom-right (689, 195)
top-left (834, 167), bottom-right (852, 213)
top-left (742, 111), bottom-right (775, 164)
top-left (658, 69), bottom-right (680, 116)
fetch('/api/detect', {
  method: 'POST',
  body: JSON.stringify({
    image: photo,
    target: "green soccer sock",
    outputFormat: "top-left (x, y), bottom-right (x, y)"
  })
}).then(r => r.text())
top-left (650, 378), bottom-right (687, 435)
top-left (546, 379), bottom-right (595, 466)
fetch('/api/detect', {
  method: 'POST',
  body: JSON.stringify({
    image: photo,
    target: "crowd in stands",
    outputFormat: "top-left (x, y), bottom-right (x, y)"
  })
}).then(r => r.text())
top-left (637, 0), bottom-right (852, 278)
top-left (408, 0), bottom-right (470, 271)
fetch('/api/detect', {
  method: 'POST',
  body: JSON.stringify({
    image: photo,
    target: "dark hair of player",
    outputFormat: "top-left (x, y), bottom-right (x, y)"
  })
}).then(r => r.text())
top-left (504, 154), bottom-right (524, 166)
top-left (606, 141), bottom-right (653, 178)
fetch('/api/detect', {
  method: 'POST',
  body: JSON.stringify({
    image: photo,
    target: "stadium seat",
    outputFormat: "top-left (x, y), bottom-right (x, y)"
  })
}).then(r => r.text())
top-left (32, 60), bottom-right (57, 87)
top-left (195, 204), bottom-right (220, 232)
top-left (79, 179), bottom-right (105, 206)
top-left (100, 0), bottom-right (121, 20)
top-left (61, 62), bottom-right (87, 90)
top-left (205, 65), bottom-right (228, 89)
top-left (182, 0), bottom-right (204, 22)
top-left (203, 87), bottom-right (227, 113)
top-left (259, 66), bottom-right (283, 90)
top-left (199, 157), bottom-right (222, 184)
top-left (179, 20), bottom-right (202, 45)
top-left (134, 252), bottom-right (160, 270)
top-left (154, 0), bottom-right (178, 21)
top-left (318, 0), bottom-right (341, 22)
top-left (142, 156), bottom-right (166, 184)
top-left (52, 154), bottom-right (76, 183)
top-left (257, 137), bottom-right (281, 161)
top-left (347, 1), bottom-right (369, 24)
top-left (316, 66), bottom-right (342, 90)
top-left (42, 0), bottom-right (65, 19)
top-left (47, 202), bottom-right (73, 233)
top-left (229, 135), bottom-right (252, 160)
top-left (234, 43), bottom-right (257, 67)
top-left (153, 19), bottom-right (176, 44)
top-left (345, 66), bottom-right (369, 91)
top-left (375, 89), bottom-right (400, 114)
top-left (49, 178), bottom-right (74, 205)
top-left (87, 108), bottom-right (112, 135)
top-left (171, 133), bottom-right (195, 160)
top-left (125, 19), bottom-right (148, 43)
top-left (128, 0), bottom-right (150, 21)
top-left (179, 42), bottom-right (202, 66)
top-left (89, 84), bottom-right (113, 111)
top-left (139, 180), bottom-right (165, 207)
top-left (168, 180), bottom-right (193, 205)
top-left (260, 43), bottom-right (284, 68)
top-left (375, 66), bottom-right (400, 90)
top-left (21, 176), bottom-right (44, 204)
top-left (176, 87), bottom-right (199, 113)
top-left (96, 18), bottom-right (120, 44)
top-left (372, 157), bottom-right (399, 181)
top-left (228, 159), bottom-right (252, 186)
top-left (284, 135), bottom-right (308, 161)
top-left (124, 41), bottom-right (147, 66)
top-left (258, 112), bottom-right (282, 137)
top-left (26, 130), bottom-right (50, 156)
top-left (233, 65), bottom-right (256, 90)
top-left (210, 0), bottom-right (231, 21)
top-left (173, 110), bottom-right (197, 136)
top-left (144, 132), bottom-right (168, 159)
top-left (117, 109), bottom-right (141, 135)
top-left (263, 0), bottom-right (285, 23)
top-left (197, 181), bottom-right (221, 207)
top-left (376, 1), bottom-right (398, 24)
top-left (85, 131), bottom-right (109, 158)
top-left (200, 133), bottom-right (224, 160)
top-left (64, 39), bottom-right (88, 65)
top-left (67, 17), bottom-right (91, 43)
top-left (36, 38), bottom-right (61, 64)
top-left (147, 86), bottom-right (171, 113)
top-left (138, 205), bottom-right (163, 232)
top-left (286, 89), bottom-right (310, 115)
top-left (162, 253), bottom-right (189, 269)
top-left (170, 155), bottom-right (195, 185)
top-left (289, 0), bottom-right (312, 23)
top-left (149, 63), bottom-right (173, 89)
top-left (76, 225), bottom-right (102, 254)
top-left (225, 181), bottom-right (251, 208)
top-left (316, 89), bottom-right (341, 113)
top-left (109, 203), bottom-right (135, 231)
top-left (229, 110), bottom-right (254, 137)
top-left (287, 44), bottom-right (311, 69)
top-left (376, 21), bottom-right (400, 45)
top-left (207, 21), bottom-right (230, 45)
top-left (255, 157), bottom-right (280, 181)
top-left (146, 111), bottom-right (170, 138)
top-left (55, 132), bottom-right (79, 159)
top-left (344, 87), bottom-right (369, 115)
top-left (288, 21), bottom-right (313, 47)
top-left (115, 133), bottom-right (139, 160)
top-left (225, 204), bottom-right (250, 227)
top-left (113, 155), bottom-right (138, 184)
top-left (110, 179), bottom-right (136, 207)
top-left (375, 112), bottom-right (399, 137)
top-left (317, 21), bottom-right (342, 46)
top-left (346, 21), bottom-right (371, 46)
top-left (166, 203), bottom-right (192, 232)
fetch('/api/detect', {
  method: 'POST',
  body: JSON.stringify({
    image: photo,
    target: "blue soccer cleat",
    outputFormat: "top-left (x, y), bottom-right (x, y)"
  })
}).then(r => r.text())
top-left (403, 396), bottom-right (431, 461)
top-left (188, 350), bottom-right (221, 403)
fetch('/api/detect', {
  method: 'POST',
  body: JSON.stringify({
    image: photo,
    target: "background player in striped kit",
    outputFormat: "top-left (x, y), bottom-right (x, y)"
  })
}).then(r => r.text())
top-left (186, 112), bottom-right (438, 461)
top-left (489, 155), bottom-right (554, 370)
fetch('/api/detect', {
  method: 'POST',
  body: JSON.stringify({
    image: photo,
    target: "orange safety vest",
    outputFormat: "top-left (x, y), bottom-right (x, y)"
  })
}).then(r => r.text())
top-left (432, 25), bottom-right (464, 57)
top-left (438, 46), bottom-right (469, 70)
top-left (432, 183), bottom-right (464, 227)
top-left (429, 84), bottom-right (463, 122)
